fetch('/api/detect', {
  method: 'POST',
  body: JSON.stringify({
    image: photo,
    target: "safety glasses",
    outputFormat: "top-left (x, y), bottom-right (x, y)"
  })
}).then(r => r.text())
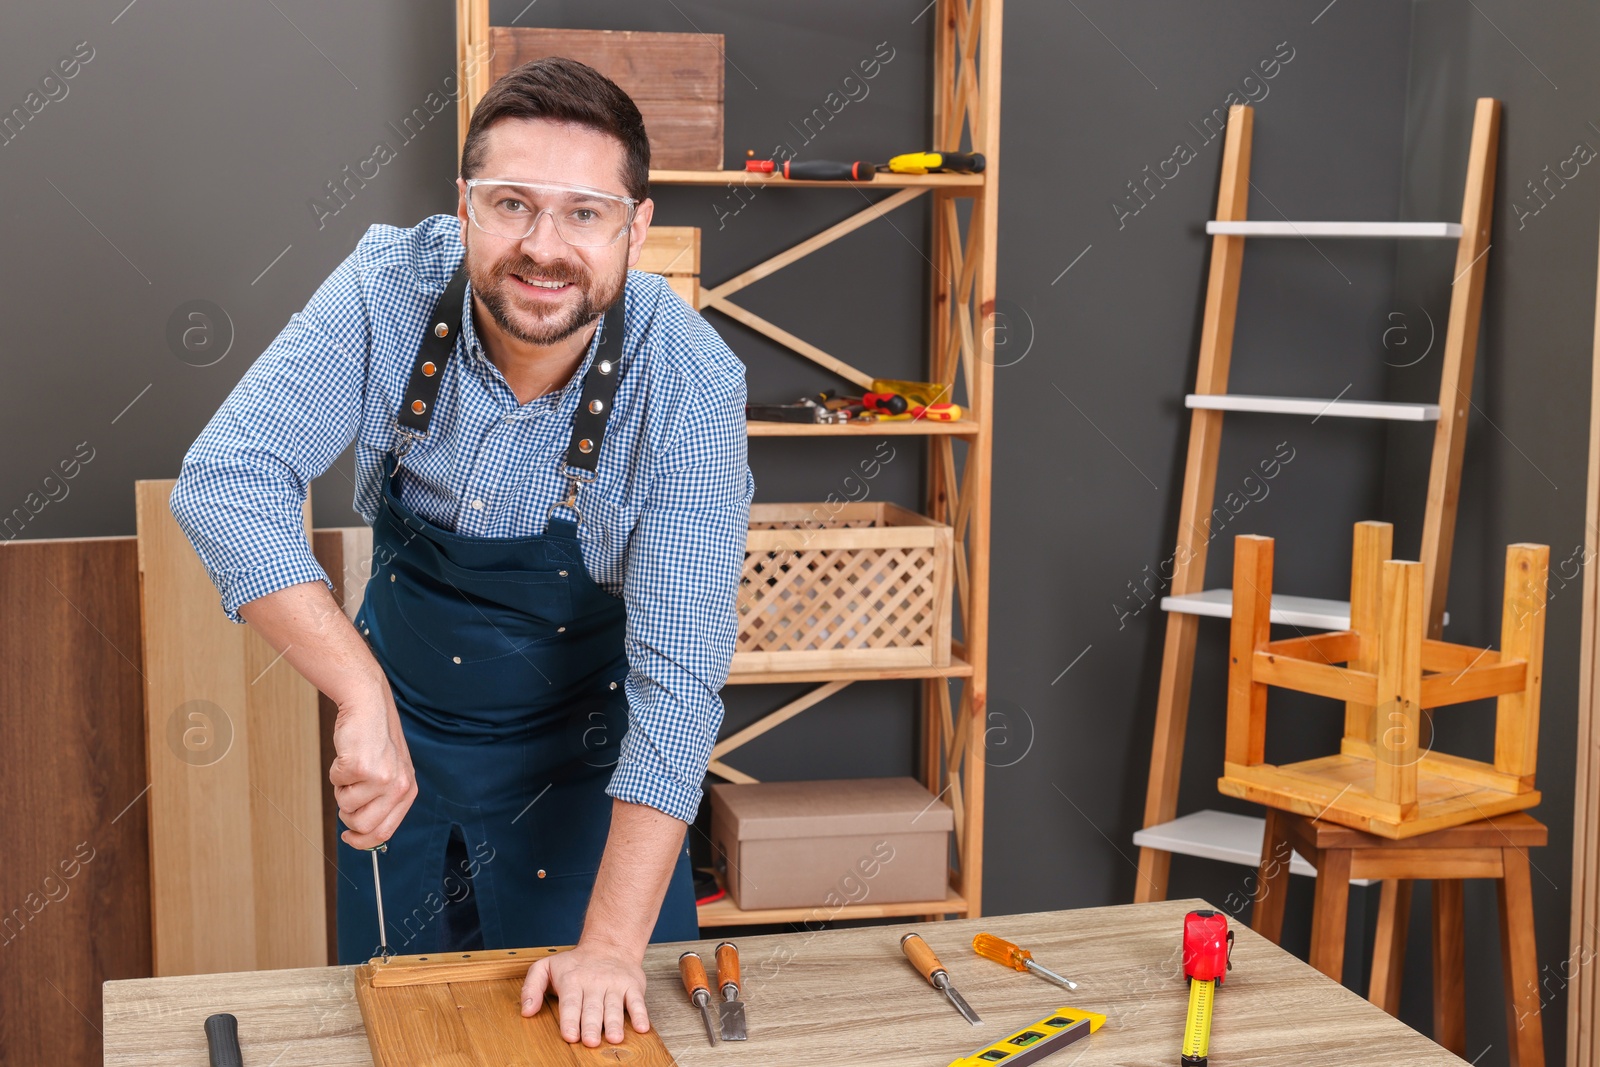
top-left (463, 178), bottom-right (638, 247)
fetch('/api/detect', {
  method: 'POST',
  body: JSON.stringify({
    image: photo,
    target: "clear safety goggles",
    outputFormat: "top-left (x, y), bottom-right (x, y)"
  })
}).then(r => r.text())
top-left (463, 178), bottom-right (638, 247)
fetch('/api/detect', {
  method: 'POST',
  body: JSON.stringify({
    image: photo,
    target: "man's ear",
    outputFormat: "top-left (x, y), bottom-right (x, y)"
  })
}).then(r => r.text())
top-left (456, 178), bottom-right (470, 242)
top-left (624, 198), bottom-right (655, 270)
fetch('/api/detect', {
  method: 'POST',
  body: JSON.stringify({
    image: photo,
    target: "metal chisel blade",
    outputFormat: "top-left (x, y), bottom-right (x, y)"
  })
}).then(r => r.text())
top-left (719, 993), bottom-right (748, 1040)
top-left (940, 979), bottom-right (982, 1026)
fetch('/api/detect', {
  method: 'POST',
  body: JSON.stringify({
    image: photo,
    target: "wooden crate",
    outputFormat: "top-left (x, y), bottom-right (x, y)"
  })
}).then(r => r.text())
top-left (1217, 522), bottom-right (1549, 839)
top-left (734, 503), bottom-right (953, 673)
top-left (487, 27), bottom-right (724, 171)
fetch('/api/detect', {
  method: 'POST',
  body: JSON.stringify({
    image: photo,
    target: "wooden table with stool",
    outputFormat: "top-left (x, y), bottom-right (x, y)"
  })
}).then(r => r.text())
top-left (1251, 809), bottom-right (1546, 1067)
top-left (104, 900), bottom-right (1474, 1066)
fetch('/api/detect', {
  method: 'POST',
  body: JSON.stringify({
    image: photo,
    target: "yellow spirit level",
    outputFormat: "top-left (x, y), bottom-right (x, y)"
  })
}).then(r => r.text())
top-left (947, 1006), bottom-right (1106, 1066)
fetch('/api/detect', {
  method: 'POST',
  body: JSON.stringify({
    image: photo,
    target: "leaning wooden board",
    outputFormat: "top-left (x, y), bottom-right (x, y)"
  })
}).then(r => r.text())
top-left (105, 901), bottom-right (1470, 1066)
top-left (353, 947), bottom-right (672, 1065)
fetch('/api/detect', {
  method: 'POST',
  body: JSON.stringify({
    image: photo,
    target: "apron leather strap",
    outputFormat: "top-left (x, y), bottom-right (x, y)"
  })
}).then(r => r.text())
top-left (394, 260), bottom-right (625, 480)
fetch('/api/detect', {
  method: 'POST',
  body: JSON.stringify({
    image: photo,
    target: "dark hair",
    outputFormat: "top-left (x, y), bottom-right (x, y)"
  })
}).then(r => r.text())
top-left (461, 56), bottom-right (650, 201)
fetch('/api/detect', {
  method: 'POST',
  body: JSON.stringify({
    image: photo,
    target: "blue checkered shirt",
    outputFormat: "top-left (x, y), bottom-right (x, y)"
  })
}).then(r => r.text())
top-left (170, 213), bottom-right (755, 823)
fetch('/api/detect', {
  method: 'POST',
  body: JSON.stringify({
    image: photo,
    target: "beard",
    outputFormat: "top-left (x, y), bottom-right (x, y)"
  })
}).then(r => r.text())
top-left (466, 236), bottom-right (626, 346)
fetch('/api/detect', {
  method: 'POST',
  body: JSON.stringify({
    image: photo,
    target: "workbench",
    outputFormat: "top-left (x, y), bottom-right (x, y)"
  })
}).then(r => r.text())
top-left (103, 899), bottom-right (1467, 1065)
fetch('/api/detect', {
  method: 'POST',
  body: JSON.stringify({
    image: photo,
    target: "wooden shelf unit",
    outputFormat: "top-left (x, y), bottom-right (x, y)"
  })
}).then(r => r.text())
top-left (456, 0), bottom-right (1001, 929)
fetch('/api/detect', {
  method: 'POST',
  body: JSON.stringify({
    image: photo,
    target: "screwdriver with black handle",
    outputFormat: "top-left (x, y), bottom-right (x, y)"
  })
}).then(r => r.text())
top-left (901, 932), bottom-right (982, 1025)
top-left (745, 158), bottom-right (877, 181)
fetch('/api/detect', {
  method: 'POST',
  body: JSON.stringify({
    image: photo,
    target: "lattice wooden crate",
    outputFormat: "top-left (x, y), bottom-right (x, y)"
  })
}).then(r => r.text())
top-left (733, 502), bottom-right (954, 673)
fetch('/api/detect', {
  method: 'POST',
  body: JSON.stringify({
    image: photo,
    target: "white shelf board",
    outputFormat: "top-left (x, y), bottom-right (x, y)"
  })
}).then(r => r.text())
top-left (1134, 810), bottom-right (1375, 885)
top-left (1161, 588), bottom-right (1448, 629)
top-left (1161, 589), bottom-right (1352, 630)
top-left (1186, 394), bottom-right (1440, 422)
top-left (1206, 220), bottom-right (1462, 239)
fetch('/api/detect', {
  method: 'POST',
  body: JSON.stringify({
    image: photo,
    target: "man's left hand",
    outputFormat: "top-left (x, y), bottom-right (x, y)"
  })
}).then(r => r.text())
top-left (519, 940), bottom-right (650, 1047)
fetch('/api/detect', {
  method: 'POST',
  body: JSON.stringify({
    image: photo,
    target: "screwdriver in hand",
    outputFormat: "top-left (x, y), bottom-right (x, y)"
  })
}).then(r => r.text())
top-left (972, 933), bottom-right (1079, 991)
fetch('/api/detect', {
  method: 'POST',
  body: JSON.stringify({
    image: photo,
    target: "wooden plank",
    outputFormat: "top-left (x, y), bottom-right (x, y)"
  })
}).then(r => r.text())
top-left (1226, 535), bottom-right (1274, 767)
top-left (723, 654), bottom-right (972, 685)
top-left (0, 536), bottom-right (150, 1067)
top-left (1373, 561), bottom-right (1424, 809)
top-left (1250, 807), bottom-right (1293, 942)
top-left (1348, 849), bottom-right (1503, 880)
top-left (369, 947), bottom-right (561, 988)
top-left (1498, 848), bottom-right (1547, 1067)
top-left (455, 0), bottom-right (489, 156)
top-left (1254, 650), bottom-right (1378, 706)
top-left (1494, 544), bottom-right (1550, 779)
top-left (1418, 659), bottom-right (1526, 708)
top-left (1571, 208), bottom-right (1600, 1067)
top-left (137, 480), bottom-right (326, 976)
top-left (1420, 638), bottom-right (1498, 673)
top-left (1419, 98), bottom-right (1501, 639)
top-left (1345, 521), bottom-right (1392, 744)
top-left (488, 28), bottom-right (724, 170)
top-left (696, 887), bottom-right (968, 926)
top-left (648, 169), bottom-right (983, 189)
top-left (710, 681), bottom-right (851, 761)
top-left (1135, 104), bottom-right (1254, 902)
top-left (701, 293), bottom-right (875, 390)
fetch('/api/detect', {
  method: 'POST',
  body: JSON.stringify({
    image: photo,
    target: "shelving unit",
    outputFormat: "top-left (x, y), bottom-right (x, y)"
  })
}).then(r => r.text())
top-left (456, 1), bottom-right (1001, 927)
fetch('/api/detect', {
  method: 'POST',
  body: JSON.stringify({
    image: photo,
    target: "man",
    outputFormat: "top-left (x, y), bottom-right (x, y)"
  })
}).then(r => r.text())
top-left (170, 57), bottom-right (753, 1049)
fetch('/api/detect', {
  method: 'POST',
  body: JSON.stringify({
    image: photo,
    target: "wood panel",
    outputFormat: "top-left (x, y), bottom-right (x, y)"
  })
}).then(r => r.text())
top-left (0, 535), bottom-right (150, 1067)
top-left (136, 480), bottom-right (326, 976)
top-left (487, 28), bottom-right (724, 170)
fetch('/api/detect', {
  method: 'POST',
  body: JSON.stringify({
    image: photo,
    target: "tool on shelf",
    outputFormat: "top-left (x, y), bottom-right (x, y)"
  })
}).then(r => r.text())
top-left (679, 951), bottom-right (722, 1047)
top-left (203, 1012), bottom-right (244, 1067)
top-left (882, 151), bottom-right (986, 175)
top-left (901, 932), bottom-right (982, 1026)
top-left (745, 158), bottom-right (877, 181)
top-left (715, 941), bottom-right (748, 1040)
top-left (947, 1006), bottom-right (1105, 1067)
top-left (972, 932), bottom-right (1079, 991)
top-left (366, 842), bottom-right (389, 961)
top-left (1180, 910), bottom-right (1234, 1067)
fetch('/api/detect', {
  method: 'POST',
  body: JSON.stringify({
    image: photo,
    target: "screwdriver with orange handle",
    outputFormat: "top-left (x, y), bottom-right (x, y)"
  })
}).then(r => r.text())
top-left (972, 932), bottom-right (1079, 991)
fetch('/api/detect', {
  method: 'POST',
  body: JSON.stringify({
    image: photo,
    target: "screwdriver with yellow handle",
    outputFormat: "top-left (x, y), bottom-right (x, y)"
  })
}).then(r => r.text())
top-left (972, 933), bottom-right (1079, 991)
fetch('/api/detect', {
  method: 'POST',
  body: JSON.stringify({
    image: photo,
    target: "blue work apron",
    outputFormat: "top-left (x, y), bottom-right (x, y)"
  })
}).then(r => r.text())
top-left (334, 265), bottom-right (699, 963)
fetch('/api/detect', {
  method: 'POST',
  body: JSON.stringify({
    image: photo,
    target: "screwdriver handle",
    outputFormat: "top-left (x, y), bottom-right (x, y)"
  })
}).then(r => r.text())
top-left (679, 951), bottom-right (710, 1001)
top-left (900, 932), bottom-right (947, 986)
top-left (972, 932), bottom-right (1029, 972)
top-left (715, 941), bottom-right (741, 995)
top-left (203, 1013), bottom-right (243, 1067)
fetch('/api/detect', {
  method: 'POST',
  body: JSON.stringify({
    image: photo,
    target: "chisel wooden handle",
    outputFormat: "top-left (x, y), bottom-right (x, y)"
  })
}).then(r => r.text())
top-left (679, 951), bottom-right (710, 1000)
top-left (900, 932), bottom-right (947, 985)
top-left (715, 941), bottom-right (741, 995)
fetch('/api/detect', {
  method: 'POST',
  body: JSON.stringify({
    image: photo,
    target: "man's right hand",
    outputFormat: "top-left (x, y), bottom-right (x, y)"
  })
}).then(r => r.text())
top-left (330, 685), bottom-right (418, 849)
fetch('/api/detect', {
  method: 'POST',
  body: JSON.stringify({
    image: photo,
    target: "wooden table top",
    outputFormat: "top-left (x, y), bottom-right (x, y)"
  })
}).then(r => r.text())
top-left (104, 898), bottom-right (1465, 1066)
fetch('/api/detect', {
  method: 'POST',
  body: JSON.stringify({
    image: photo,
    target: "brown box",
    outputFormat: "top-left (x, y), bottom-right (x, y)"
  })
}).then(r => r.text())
top-left (709, 778), bottom-right (953, 911)
top-left (489, 27), bottom-right (724, 171)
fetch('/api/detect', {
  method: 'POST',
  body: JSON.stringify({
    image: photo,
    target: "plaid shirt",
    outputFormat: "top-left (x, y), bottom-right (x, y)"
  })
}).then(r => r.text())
top-left (170, 213), bottom-right (755, 823)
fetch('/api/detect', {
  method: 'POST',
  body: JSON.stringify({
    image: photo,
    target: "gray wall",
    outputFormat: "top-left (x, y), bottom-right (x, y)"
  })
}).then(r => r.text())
top-left (2, 2), bottom-right (1589, 1064)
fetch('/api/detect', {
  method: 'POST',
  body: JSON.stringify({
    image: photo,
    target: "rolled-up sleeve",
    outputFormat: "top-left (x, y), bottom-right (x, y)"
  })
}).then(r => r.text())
top-left (606, 374), bottom-right (754, 823)
top-left (169, 251), bottom-right (367, 623)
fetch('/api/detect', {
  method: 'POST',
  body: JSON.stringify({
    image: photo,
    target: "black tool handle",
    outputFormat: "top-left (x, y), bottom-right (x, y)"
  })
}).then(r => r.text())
top-left (782, 159), bottom-right (875, 181)
top-left (204, 1013), bottom-right (243, 1067)
top-left (939, 152), bottom-right (986, 173)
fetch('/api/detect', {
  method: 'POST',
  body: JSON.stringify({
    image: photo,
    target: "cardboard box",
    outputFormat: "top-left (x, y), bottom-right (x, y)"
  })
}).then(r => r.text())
top-left (709, 777), bottom-right (954, 911)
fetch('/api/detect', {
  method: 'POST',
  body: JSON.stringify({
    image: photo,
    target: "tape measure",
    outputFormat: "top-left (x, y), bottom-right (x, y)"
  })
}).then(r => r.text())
top-left (947, 1006), bottom-right (1106, 1066)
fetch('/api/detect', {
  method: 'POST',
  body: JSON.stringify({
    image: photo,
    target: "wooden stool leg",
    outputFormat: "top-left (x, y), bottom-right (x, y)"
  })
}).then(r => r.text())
top-left (1309, 847), bottom-right (1351, 982)
top-left (1498, 848), bottom-right (1545, 1067)
top-left (1432, 879), bottom-right (1467, 1056)
top-left (1368, 879), bottom-right (1412, 1014)
top-left (1252, 808), bottom-right (1293, 943)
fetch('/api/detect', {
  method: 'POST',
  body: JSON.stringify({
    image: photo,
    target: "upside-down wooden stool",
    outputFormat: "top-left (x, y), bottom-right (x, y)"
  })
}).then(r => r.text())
top-left (1225, 521), bottom-right (1550, 1066)
top-left (1251, 809), bottom-right (1547, 1066)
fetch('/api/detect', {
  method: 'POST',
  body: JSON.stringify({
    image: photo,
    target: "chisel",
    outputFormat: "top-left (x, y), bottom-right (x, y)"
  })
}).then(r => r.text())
top-left (901, 932), bottom-right (982, 1025)
top-left (715, 941), bottom-right (748, 1040)
top-left (366, 843), bottom-right (389, 960)
top-left (679, 951), bottom-right (721, 1046)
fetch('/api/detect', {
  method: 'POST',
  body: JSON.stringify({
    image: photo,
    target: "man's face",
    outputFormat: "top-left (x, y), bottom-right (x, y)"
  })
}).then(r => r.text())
top-left (457, 117), bottom-right (653, 347)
